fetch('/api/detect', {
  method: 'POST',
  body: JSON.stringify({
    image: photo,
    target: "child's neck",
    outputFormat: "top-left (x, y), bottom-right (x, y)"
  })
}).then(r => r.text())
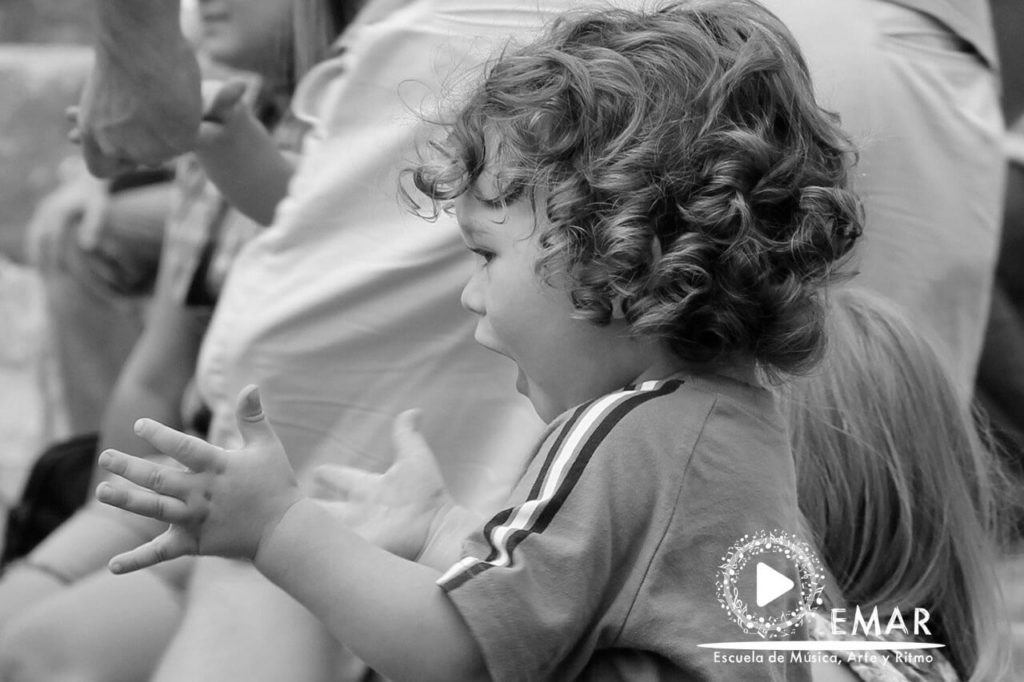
top-left (634, 357), bottom-right (760, 388)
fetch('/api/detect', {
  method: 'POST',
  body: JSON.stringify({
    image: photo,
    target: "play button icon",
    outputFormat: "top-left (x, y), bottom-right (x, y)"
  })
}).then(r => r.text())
top-left (756, 562), bottom-right (795, 607)
top-left (716, 530), bottom-right (826, 638)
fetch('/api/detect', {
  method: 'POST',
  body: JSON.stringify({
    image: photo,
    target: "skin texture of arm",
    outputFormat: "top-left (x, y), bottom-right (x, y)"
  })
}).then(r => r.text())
top-left (255, 498), bottom-right (489, 682)
top-left (95, 293), bottom-right (208, 474)
top-left (78, 0), bottom-right (202, 177)
top-left (95, 387), bottom-right (490, 682)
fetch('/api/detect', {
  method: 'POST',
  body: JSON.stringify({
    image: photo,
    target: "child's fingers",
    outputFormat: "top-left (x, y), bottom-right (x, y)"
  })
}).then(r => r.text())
top-left (108, 531), bottom-right (194, 574)
top-left (98, 449), bottom-right (193, 500)
top-left (311, 465), bottom-right (375, 501)
top-left (233, 385), bottom-right (278, 448)
top-left (134, 418), bottom-right (219, 471)
top-left (95, 480), bottom-right (195, 525)
top-left (202, 79), bottom-right (248, 120)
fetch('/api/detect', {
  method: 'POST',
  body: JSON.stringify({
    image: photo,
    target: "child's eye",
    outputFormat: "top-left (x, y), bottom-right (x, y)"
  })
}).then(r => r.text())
top-left (478, 183), bottom-right (525, 210)
top-left (470, 248), bottom-right (495, 264)
top-left (479, 195), bottom-right (508, 210)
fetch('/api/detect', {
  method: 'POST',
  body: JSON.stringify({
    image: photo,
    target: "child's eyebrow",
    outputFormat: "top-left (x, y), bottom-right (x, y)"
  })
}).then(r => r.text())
top-left (458, 219), bottom-right (486, 242)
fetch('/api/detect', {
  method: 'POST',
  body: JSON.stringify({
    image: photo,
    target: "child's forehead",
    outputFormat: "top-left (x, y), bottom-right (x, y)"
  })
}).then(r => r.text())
top-left (471, 163), bottom-right (507, 197)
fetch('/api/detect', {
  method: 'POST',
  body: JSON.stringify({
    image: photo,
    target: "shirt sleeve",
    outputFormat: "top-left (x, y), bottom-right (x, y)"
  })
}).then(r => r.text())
top-left (437, 386), bottom-right (686, 681)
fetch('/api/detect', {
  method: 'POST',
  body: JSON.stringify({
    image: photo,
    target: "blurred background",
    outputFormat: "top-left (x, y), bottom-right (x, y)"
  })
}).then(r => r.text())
top-left (0, 0), bottom-right (92, 537)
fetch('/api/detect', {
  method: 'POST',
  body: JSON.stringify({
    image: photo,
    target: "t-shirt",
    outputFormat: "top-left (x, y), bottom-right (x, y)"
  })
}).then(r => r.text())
top-left (885, 0), bottom-right (995, 67)
top-left (439, 375), bottom-right (810, 681)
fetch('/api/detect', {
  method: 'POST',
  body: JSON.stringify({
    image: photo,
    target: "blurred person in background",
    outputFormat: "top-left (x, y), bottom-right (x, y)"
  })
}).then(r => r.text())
top-left (762, 0), bottom-right (1004, 396)
top-left (0, 1), bottom-right (353, 680)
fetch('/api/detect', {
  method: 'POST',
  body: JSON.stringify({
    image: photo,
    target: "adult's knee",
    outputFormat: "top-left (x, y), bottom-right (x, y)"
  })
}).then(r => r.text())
top-left (0, 611), bottom-right (97, 682)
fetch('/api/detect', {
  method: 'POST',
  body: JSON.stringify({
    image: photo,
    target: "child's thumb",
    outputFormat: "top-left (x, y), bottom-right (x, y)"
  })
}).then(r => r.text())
top-left (234, 385), bottom-right (276, 446)
top-left (391, 409), bottom-right (431, 464)
top-left (202, 79), bottom-right (248, 120)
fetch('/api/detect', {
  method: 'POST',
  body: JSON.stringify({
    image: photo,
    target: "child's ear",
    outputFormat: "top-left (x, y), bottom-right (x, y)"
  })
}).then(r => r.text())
top-left (650, 234), bottom-right (663, 267)
top-left (611, 295), bottom-right (627, 320)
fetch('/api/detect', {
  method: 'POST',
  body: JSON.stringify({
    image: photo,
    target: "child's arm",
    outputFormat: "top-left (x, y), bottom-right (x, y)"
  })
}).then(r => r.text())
top-left (95, 387), bottom-right (489, 682)
top-left (194, 81), bottom-right (295, 226)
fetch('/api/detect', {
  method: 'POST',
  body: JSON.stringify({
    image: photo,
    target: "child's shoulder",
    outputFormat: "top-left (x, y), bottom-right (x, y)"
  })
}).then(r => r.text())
top-left (542, 373), bottom-right (786, 476)
top-left (591, 373), bottom-right (784, 442)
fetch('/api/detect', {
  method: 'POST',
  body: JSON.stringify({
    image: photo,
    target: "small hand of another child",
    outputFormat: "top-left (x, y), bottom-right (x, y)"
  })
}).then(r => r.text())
top-left (312, 410), bottom-right (455, 561)
top-left (198, 79), bottom-right (255, 150)
top-left (96, 385), bottom-right (303, 574)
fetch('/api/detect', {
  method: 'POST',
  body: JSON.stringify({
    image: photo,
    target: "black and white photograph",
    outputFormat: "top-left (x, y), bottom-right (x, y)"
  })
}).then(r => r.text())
top-left (0, 0), bottom-right (1021, 679)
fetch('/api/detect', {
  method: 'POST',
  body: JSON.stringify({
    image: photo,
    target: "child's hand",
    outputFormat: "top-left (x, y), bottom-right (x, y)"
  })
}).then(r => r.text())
top-left (198, 79), bottom-right (254, 150)
top-left (95, 385), bottom-right (303, 574)
top-left (312, 410), bottom-right (454, 561)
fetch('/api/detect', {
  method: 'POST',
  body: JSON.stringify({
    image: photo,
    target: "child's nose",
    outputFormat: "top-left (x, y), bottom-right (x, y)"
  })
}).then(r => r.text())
top-left (460, 274), bottom-right (484, 316)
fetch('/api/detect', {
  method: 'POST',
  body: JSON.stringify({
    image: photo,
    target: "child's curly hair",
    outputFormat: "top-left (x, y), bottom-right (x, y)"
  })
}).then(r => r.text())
top-left (411, 0), bottom-right (863, 376)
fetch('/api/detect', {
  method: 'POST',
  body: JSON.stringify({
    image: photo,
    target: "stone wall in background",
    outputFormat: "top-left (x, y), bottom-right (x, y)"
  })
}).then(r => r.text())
top-left (0, 0), bottom-right (92, 540)
top-left (0, 45), bottom-right (90, 260)
top-left (0, 0), bottom-right (92, 44)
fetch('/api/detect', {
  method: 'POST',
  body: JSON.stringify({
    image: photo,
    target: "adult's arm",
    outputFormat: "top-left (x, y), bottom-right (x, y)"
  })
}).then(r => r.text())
top-left (78, 0), bottom-right (202, 177)
top-left (0, 238), bottom-right (207, 632)
top-left (0, 293), bottom-right (207, 621)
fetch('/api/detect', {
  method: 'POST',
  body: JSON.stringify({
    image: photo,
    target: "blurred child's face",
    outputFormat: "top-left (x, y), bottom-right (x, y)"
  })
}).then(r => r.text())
top-left (456, 170), bottom-right (648, 423)
top-left (197, 0), bottom-right (292, 75)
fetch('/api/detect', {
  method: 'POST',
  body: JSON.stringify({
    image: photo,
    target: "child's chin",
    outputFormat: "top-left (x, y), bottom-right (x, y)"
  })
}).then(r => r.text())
top-left (517, 372), bottom-right (560, 422)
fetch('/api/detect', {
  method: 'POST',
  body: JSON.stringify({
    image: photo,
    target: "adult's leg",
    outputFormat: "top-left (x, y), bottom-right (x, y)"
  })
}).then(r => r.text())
top-left (152, 557), bottom-right (362, 682)
top-left (41, 179), bottom-right (169, 433)
top-left (0, 564), bottom-right (184, 682)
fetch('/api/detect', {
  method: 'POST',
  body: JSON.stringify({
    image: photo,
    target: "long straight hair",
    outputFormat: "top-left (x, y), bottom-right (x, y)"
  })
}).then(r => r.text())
top-left (291, 0), bottom-right (362, 87)
top-left (788, 287), bottom-right (1011, 680)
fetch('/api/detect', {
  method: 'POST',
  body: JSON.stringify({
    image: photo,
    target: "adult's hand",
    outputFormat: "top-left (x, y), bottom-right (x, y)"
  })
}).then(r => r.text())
top-left (77, 0), bottom-right (202, 177)
top-left (24, 162), bottom-right (109, 271)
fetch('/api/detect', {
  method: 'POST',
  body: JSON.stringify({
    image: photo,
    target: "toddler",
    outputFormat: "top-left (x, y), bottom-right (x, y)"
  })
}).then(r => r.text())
top-left (95, 2), bottom-right (862, 680)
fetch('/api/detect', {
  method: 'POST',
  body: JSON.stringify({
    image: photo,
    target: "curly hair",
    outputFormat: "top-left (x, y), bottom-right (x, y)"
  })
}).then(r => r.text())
top-left (411, 0), bottom-right (863, 376)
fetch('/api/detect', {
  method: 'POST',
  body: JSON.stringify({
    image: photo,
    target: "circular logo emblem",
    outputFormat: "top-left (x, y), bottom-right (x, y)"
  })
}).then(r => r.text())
top-left (716, 529), bottom-right (825, 639)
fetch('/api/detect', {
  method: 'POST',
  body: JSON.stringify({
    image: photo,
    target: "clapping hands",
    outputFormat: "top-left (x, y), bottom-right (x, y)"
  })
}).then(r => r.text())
top-left (97, 387), bottom-right (455, 573)
top-left (96, 386), bottom-right (302, 572)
